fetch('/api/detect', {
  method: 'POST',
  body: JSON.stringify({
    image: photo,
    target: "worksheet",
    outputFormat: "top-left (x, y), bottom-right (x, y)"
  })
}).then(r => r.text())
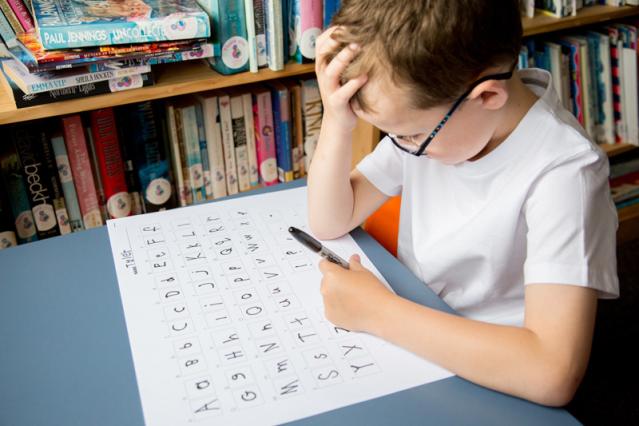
top-left (107, 186), bottom-right (453, 425)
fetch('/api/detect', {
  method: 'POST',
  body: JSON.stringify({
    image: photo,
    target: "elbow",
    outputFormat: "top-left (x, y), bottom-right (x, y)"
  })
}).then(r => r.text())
top-left (308, 219), bottom-right (346, 241)
top-left (528, 364), bottom-right (584, 407)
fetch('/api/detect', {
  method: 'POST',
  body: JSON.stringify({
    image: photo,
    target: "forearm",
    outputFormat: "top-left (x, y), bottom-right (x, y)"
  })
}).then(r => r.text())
top-left (307, 117), bottom-right (356, 239)
top-left (371, 296), bottom-right (583, 406)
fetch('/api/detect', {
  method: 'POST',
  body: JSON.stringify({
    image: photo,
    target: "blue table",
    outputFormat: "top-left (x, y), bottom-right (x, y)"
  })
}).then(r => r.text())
top-left (0, 180), bottom-right (578, 425)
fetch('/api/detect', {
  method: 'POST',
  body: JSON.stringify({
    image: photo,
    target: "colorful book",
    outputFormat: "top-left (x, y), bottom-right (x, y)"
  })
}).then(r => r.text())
top-left (265, 0), bottom-right (284, 71)
top-left (199, 0), bottom-right (249, 74)
top-left (31, 0), bottom-right (210, 49)
top-left (607, 26), bottom-right (624, 143)
top-left (178, 103), bottom-right (207, 203)
top-left (617, 24), bottom-right (638, 146)
top-left (290, 0), bottom-right (321, 62)
top-left (0, 7), bottom-right (19, 48)
top-left (7, 0), bottom-right (34, 32)
top-left (230, 93), bottom-right (251, 191)
top-left (50, 133), bottom-right (84, 232)
top-left (0, 1), bottom-right (23, 34)
top-left (254, 0), bottom-right (267, 67)
top-left (90, 108), bottom-right (132, 219)
top-left (0, 139), bottom-right (38, 243)
top-left (195, 92), bottom-right (228, 199)
top-left (323, 0), bottom-right (341, 28)
top-left (268, 81), bottom-right (294, 182)
top-left (300, 78), bottom-right (322, 169)
top-left (284, 79), bottom-right (304, 178)
top-left (558, 38), bottom-right (584, 125)
top-left (218, 93), bottom-right (240, 194)
top-left (85, 121), bottom-right (108, 221)
top-left (61, 115), bottom-right (103, 229)
top-left (116, 102), bottom-right (177, 212)
top-left (194, 102), bottom-right (214, 199)
top-left (11, 124), bottom-right (60, 239)
top-left (252, 87), bottom-right (278, 185)
top-left (244, 0), bottom-right (258, 73)
top-left (2, 58), bottom-right (151, 94)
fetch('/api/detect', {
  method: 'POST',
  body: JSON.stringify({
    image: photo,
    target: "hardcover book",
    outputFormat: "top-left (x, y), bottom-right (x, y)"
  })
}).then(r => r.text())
top-left (31, 0), bottom-right (210, 49)
top-left (50, 133), bottom-right (85, 231)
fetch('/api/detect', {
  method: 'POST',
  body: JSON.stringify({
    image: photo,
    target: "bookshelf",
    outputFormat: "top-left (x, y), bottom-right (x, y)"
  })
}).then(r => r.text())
top-left (0, 5), bottom-right (638, 241)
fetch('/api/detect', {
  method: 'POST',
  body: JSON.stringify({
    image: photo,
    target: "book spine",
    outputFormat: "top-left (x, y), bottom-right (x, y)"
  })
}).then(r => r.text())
top-left (7, 0), bottom-right (34, 32)
top-left (301, 79), bottom-right (322, 169)
top-left (84, 123), bottom-right (108, 221)
top-left (242, 93), bottom-right (259, 186)
top-left (11, 73), bottom-right (154, 109)
top-left (218, 94), bottom-right (240, 195)
top-left (90, 108), bottom-right (131, 219)
top-left (292, 0), bottom-right (321, 62)
top-left (0, 142), bottom-right (38, 243)
top-left (206, 0), bottom-right (250, 75)
top-left (286, 81), bottom-right (304, 177)
top-left (252, 90), bottom-right (279, 185)
top-left (230, 95), bottom-right (251, 191)
top-left (61, 115), bottom-right (103, 229)
top-left (12, 125), bottom-right (60, 239)
top-left (0, 191), bottom-right (18, 249)
top-left (609, 30), bottom-right (624, 143)
top-left (173, 106), bottom-right (194, 206)
top-left (180, 105), bottom-right (206, 203)
top-left (270, 85), bottom-right (294, 182)
top-left (265, 0), bottom-right (284, 71)
top-left (254, 0), bottom-right (268, 67)
top-left (0, 1), bottom-right (23, 34)
top-left (323, 0), bottom-right (341, 28)
top-left (36, 14), bottom-right (211, 50)
top-left (598, 33), bottom-right (615, 145)
top-left (165, 103), bottom-right (188, 207)
top-left (50, 134), bottom-right (84, 232)
top-left (36, 127), bottom-right (72, 235)
top-left (194, 102), bottom-right (214, 199)
top-left (244, 0), bottom-right (259, 73)
top-left (0, 7), bottom-right (18, 48)
top-left (198, 95), bottom-right (228, 199)
top-left (116, 129), bottom-right (144, 215)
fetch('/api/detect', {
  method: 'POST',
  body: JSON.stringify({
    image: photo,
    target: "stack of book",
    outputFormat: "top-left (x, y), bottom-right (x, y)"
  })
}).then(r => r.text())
top-left (0, 0), bottom-right (213, 108)
top-left (0, 77), bottom-right (323, 250)
top-left (519, 22), bottom-right (639, 147)
top-left (521, 1), bottom-right (638, 18)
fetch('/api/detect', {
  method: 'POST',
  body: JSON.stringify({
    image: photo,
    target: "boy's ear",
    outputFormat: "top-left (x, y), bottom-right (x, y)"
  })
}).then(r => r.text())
top-left (469, 80), bottom-right (509, 111)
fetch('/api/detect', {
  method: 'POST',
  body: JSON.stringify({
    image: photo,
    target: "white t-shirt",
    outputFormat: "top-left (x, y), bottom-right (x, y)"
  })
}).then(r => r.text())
top-left (357, 68), bottom-right (619, 327)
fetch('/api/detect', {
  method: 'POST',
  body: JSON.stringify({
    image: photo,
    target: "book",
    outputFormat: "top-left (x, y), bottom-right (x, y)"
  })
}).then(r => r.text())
top-left (0, 138), bottom-right (38, 243)
top-left (0, 1), bottom-right (23, 34)
top-left (323, 0), bottom-right (341, 28)
top-left (290, 0), bottom-right (321, 62)
top-left (268, 81), bottom-right (294, 182)
top-left (7, 0), bottom-right (35, 32)
top-left (230, 93), bottom-right (251, 191)
top-left (61, 114), bottom-right (103, 229)
top-left (90, 108), bottom-right (132, 219)
top-left (116, 102), bottom-right (177, 212)
top-left (558, 38), bottom-right (584, 125)
top-left (244, 0), bottom-right (258, 73)
top-left (50, 132), bottom-right (84, 231)
top-left (84, 121), bottom-right (108, 221)
top-left (2, 58), bottom-right (151, 94)
top-left (0, 7), bottom-right (19, 48)
top-left (252, 87), bottom-right (278, 185)
top-left (31, 0), bottom-right (211, 49)
top-left (199, 0), bottom-right (250, 75)
top-left (218, 93), bottom-right (240, 194)
top-left (5, 72), bottom-right (155, 109)
top-left (284, 79), bottom-right (304, 178)
top-left (178, 102), bottom-right (206, 203)
top-left (242, 92), bottom-right (259, 186)
top-left (195, 92), bottom-right (228, 199)
top-left (617, 24), bottom-right (638, 146)
top-left (608, 26), bottom-right (625, 143)
top-left (254, 0), bottom-right (267, 67)
top-left (165, 102), bottom-right (190, 207)
top-left (588, 31), bottom-right (615, 145)
top-left (265, 0), bottom-right (284, 71)
top-left (11, 124), bottom-right (61, 239)
top-left (0, 189), bottom-right (18, 250)
top-left (300, 78), bottom-right (322, 169)
top-left (12, 30), bottom-right (202, 72)
top-left (194, 102), bottom-right (214, 199)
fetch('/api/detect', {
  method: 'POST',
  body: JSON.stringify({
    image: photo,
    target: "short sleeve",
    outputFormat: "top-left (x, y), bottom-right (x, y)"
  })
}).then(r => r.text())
top-left (523, 149), bottom-right (619, 299)
top-left (356, 137), bottom-right (404, 196)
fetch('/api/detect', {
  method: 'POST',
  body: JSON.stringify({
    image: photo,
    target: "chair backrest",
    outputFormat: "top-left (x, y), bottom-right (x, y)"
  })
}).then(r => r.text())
top-left (362, 196), bottom-right (401, 257)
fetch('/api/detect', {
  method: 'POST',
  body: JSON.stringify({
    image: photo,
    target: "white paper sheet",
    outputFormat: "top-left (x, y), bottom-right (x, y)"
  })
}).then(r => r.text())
top-left (107, 186), bottom-right (452, 425)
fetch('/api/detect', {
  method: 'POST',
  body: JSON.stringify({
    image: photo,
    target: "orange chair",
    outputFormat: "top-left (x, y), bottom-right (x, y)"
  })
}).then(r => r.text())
top-left (362, 196), bottom-right (401, 257)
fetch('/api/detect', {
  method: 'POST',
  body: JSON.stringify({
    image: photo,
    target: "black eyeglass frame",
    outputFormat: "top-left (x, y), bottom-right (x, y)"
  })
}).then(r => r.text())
top-left (388, 66), bottom-right (516, 156)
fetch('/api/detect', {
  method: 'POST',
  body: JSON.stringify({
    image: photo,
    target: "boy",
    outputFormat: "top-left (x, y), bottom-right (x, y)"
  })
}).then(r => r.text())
top-left (307, 0), bottom-right (619, 407)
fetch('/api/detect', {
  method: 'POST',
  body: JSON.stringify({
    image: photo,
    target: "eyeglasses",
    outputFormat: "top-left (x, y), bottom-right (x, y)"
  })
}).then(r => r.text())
top-left (388, 66), bottom-right (516, 156)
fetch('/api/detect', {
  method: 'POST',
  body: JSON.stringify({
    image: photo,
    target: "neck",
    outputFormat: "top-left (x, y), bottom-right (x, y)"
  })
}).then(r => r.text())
top-left (469, 72), bottom-right (538, 161)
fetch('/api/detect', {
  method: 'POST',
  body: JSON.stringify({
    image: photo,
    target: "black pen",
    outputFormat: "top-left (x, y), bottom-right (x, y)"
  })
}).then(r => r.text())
top-left (288, 226), bottom-right (350, 269)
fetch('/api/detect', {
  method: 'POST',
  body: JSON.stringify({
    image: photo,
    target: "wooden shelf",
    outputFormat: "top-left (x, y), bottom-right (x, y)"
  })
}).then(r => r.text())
top-left (0, 61), bottom-right (315, 125)
top-left (618, 203), bottom-right (639, 244)
top-left (601, 143), bottom-right (638, 157)
top-left (523, 5), bottom-right (639, 36)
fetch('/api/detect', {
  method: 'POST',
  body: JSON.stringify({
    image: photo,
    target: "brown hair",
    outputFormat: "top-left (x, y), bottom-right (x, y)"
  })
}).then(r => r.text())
top-left (328, 0), bottom-right (522, 112)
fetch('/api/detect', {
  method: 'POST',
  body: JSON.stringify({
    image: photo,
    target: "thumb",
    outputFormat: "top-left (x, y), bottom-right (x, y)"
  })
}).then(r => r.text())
top-left (348, 254), bottom-right (364, 271)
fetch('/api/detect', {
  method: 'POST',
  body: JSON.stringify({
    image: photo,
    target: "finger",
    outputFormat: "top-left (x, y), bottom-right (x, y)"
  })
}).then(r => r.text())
top-left (348, 254), bottom-right (365, 271)
top-left (332, 74), bottom-right (368, 105)
top-left (315, 29), bottom-right (342, 66)
top-left (323, 43), bottom-right (360, 80)
top-left (318, 258), bottom-right (340, 274)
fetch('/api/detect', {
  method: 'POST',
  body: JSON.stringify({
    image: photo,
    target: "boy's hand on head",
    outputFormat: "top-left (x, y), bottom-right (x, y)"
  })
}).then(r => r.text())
top-left (315, 27), bottom-right (368, 132)
top-left (318, 254), bottom-right (394, 333)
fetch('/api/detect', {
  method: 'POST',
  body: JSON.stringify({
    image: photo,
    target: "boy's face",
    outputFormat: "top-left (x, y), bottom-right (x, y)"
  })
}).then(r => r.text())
top-left (352, 76), bottom-right (500, 165)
